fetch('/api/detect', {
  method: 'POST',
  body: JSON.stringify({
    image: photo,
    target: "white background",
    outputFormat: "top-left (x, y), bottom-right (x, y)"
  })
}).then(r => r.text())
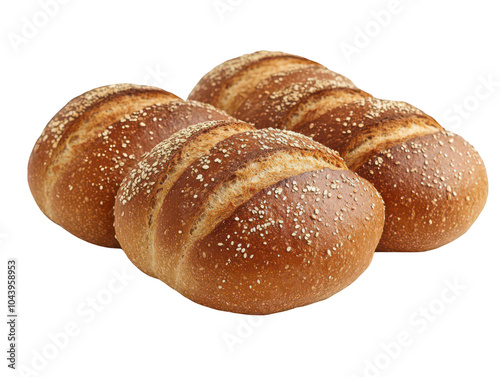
top-left (1, 0), bottom-right (499, 376)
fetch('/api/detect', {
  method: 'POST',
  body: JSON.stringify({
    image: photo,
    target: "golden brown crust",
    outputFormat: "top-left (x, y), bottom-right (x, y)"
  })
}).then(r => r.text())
top-left (293, 97), bottom-right (443, 169)
top-left (188, 51), bottom-right (318, 110)
top-left (28, 84), bottom-right (177, 215)
top-left (115, 120), bottom-right (256, 275)
top-left (234, 70), bottom-right (367, 130)
top-left (356, 131), bottom-right (488, 252)
top-left (154, 128), bottom-right (347, 286)
top-left (28, 84), bottom-right (233, 247)
top-left (189, 51), bottom-right (488, 252)
top-left (115, 120), bottom-right (385, 314)
top-left (177, 168), bottom-right (384, 314)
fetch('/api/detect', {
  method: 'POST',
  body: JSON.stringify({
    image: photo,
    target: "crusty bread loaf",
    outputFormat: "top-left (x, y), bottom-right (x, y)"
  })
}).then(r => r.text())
top-left (189, 51), bottom-right (488, 252)
top-left (114, 120), bottom-right (385, 314)
top-left (28, 84), bottom-right (233, 247)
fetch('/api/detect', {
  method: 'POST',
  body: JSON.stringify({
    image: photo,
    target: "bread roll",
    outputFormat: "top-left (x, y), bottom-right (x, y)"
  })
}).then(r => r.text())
top-left (188, 51), bottom-right (488, 252)
top-left (115, 120), bottom-right (385, 314)
top-left (28, 84), bottom-right (233, 247)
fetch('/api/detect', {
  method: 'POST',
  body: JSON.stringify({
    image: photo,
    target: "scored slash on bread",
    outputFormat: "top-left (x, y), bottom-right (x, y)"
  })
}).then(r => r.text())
top-left (188, 51), bottom-right (488, 252)
top-left (115, 120), bottom-right (385, 314)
